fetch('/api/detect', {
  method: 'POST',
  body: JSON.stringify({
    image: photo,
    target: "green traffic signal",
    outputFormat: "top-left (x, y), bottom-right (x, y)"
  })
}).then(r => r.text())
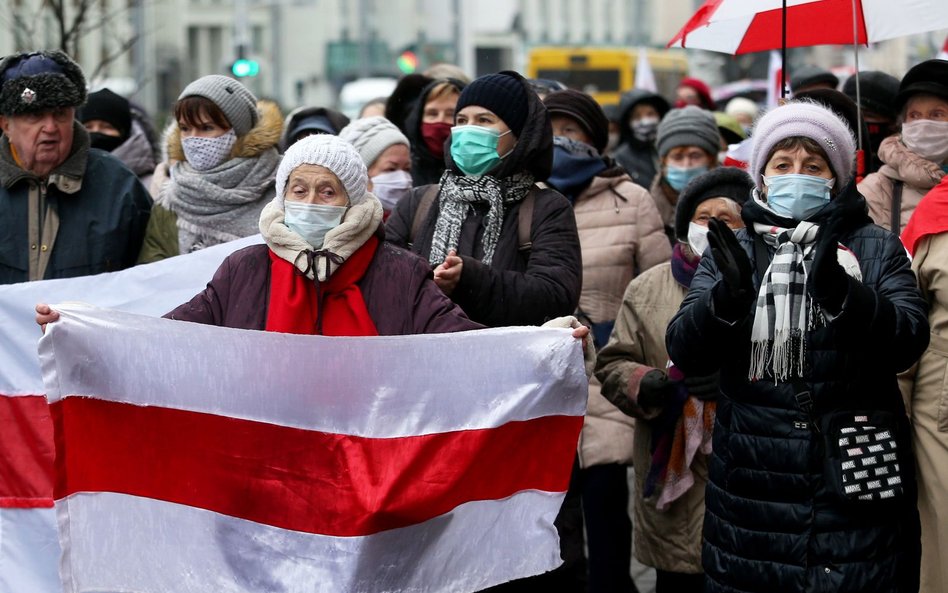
top-left (232, 58), bottom-right (259, 78)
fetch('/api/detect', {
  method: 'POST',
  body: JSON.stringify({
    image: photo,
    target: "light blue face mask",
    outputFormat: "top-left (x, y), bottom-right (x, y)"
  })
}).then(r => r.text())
top-left (283, 201), bottom-right (347, 248)
top-left (665, 164), bottom-right (708, 191)
top-left (763, 173), bottom-right (835, 221)
top-left (450, 125), bottom-right (512, 177)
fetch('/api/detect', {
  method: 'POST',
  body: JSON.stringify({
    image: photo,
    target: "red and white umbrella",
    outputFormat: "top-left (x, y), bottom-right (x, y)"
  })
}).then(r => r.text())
top-left (668, 0), bottom-right (948, 55)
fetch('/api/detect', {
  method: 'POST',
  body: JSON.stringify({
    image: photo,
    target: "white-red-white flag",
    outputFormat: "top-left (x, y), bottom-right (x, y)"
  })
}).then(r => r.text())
top-left (938, 35), bottom-right (948, 61)
top-left (0, 235), bottom-right (262, 593)
top-left (766, 50), bottom-right (785, 109)
top-left (40, 304), bottom-right (586, 593)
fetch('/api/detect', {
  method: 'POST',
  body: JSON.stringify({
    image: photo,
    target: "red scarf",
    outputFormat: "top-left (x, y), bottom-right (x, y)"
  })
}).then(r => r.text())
top-left (902, 176), bottom-right (948, 256)
top-left (265, 236), bottom-right (379, 336)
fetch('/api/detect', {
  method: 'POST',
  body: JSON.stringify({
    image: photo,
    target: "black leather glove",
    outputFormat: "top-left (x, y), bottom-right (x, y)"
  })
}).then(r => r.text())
top-left (638, 369), bottom-right (679, 408)
top-left (707, 218), bottom-right (755, 322)
top-left (809, 216), bottom-right (850, 315)
top-left (684, 371), bottom-right (720, 401)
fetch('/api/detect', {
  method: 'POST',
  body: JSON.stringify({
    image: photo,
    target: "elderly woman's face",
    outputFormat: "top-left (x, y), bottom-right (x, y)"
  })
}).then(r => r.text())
top-left (284, 164), bottom-right (348, 207)
top-left (455, 105), bottom-right (517, 156)
top-left (762, 145), bottom-right (833, 195)
top-left (692, 197), bottom-right (744, 230)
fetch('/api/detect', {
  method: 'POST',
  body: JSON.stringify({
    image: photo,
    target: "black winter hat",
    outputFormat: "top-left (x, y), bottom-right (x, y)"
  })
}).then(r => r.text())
top-left (842, 71), bottom-right (900, 120)
top-left (78, 88), bottom-right (132, 140)
top-left (674, 167), bottom-right (753, 242)
top-left (0, 50), bottom-right (86, 116)
top-left (895, 59), bottom-right (948, 113)
top-left (456, 72), bottom-right (529, 137)
top-left (790, 65), bottom-right (839, 93)
top-left (543, 89), bottom-right (610, 154)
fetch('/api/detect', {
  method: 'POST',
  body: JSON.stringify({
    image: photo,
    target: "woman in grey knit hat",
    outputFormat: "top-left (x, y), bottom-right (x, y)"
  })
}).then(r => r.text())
top-left (138, 74), bottom-right (284, 262)
top-left (650, 106), bottom-right (723, 244)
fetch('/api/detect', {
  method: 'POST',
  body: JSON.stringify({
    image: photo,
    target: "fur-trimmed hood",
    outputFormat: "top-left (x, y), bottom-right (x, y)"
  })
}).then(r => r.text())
top-left (165, 99), bottom-right (283, 163)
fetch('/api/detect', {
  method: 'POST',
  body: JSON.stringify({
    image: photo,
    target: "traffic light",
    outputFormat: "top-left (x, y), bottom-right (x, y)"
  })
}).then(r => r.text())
top-left (231, 45), bottom-right (259, 78)
top-left (396, 50), bottom-right (418, 74)
top-left (231, 58), bottom-right (259, 77)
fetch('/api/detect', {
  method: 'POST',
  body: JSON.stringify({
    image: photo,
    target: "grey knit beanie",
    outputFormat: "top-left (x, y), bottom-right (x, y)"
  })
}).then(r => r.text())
top-left (338, 116), bottom-right (410, 168)
top-left (750, 100), bottom-right (856, 189)
top-left (656, 106), bottom-right (720, 159)
top-left (178, 75), bottom-right (259, 137)
top-left (275, 134), bottom-right (368, 207)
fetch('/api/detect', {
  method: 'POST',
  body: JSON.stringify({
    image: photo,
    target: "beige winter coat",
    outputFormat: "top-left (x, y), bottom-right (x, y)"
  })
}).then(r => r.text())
top-left (858, 135), bottom-right (945, 232)
top-left (594, 262), bottom-right (706, 574)
top-left (902, 231), bottom-right (948, 593)
top-left (574, 171), bottom-right (672, 468)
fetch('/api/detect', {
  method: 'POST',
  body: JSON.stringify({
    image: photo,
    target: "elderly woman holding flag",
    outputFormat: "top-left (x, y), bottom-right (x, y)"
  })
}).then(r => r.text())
top-left (37, 134), bottom-right (592, 343)
top-left (666, 100), bottom-right (927, 593)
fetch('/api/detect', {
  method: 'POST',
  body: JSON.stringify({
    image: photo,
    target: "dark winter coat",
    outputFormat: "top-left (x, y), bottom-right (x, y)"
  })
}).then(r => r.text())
top-left (165, 235), bottom-right (480, 335)
top-left (386, 73), bottom-right (582, 328)
top-left (0, 123), bottom-right (152, 284)
top-left (611, 89), bottom-right (670, 189)
top-left (666, 187), bottom-right (927, 593)
top-left (404, 78), bottom-right (466, 187)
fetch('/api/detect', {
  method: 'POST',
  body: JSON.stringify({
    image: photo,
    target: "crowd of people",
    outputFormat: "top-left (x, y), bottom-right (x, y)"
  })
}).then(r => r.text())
top-left (7, 45), bottom-right (948, 592)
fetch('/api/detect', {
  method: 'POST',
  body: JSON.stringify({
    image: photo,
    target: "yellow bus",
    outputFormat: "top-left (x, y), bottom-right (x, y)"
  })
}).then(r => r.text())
top-left (526, 47), bottom-right (689, 107)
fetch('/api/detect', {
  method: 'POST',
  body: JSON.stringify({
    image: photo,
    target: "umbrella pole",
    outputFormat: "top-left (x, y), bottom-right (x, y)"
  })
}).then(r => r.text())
top-left (781, 0), bottom-right (788, 98)
top-left (852, 0), bottom-right (865, 180)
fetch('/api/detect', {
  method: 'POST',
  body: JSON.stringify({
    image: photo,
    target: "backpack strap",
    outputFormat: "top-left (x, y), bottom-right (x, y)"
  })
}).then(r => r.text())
top-left (517, 188), bottom-right (536, 252)
top-left (408, 184), bottom-right (441, 248)
top-left (890, 180), bottom-right (904, 234)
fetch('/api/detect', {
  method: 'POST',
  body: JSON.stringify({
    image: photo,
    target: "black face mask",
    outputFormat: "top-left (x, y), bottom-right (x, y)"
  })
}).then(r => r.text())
top-left (89, 132), bottom-right (124, 153)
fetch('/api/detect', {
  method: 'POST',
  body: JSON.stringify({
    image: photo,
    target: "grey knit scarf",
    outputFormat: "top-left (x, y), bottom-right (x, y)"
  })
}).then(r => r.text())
top-left (159, 148), bottom-right (281, 253)
top-left (428, 171), bottom-right (535, 266)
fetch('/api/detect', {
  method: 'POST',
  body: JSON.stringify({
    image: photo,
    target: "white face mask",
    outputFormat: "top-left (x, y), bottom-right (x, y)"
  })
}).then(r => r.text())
top-left (687, 221), bottom-right (710, 256)
top-left (181, 129), bottom-right (237, 171)
top-left (901, 119), bottom-right (948, 164)
top-left (283, 201), bottom-right (347, 248)
top-left (370, 170), bottom-right (412, 211)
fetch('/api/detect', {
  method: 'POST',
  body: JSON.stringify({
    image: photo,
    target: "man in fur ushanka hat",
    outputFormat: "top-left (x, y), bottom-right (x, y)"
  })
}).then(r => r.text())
top-left (0, 50), bottom-right (151, 283)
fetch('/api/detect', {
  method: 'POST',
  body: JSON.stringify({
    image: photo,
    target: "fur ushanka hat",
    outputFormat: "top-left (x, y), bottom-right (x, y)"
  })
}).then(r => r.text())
top-left (0, 50), bottom-right (86, 116)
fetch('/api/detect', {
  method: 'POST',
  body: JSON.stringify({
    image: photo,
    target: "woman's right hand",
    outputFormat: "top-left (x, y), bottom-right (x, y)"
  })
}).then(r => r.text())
top-left (707, 218), bottom-right (754, 321)
top-left (35, 303), bottom-right (59, 334)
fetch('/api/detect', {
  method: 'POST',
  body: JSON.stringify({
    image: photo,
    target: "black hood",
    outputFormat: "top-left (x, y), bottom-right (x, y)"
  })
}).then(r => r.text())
top-left (404, 78), bottom-right (466, 165)
top-left (444, 71), bottom-right (553, 181)
top-left (617, 89), bottom-right (671, 146)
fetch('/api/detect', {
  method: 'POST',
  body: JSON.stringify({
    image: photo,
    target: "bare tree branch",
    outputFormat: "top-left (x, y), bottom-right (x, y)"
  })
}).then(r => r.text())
top-left (87, 33), bottom-right (140, 81)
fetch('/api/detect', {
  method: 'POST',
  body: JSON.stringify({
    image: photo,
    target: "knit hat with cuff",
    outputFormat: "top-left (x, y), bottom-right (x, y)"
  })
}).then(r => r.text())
top-left (178, 75), bottom-right (259, 137)
top-left (455, 72), bottom-right (529, 137)
top-left (275, 134), bottom-right (368, 207)
top-left (78, 88), bottom-right (132, 140)
top-left (338, 116), bottom-right (410, 168)
top-left (656, 106), bottom-right (721, 158)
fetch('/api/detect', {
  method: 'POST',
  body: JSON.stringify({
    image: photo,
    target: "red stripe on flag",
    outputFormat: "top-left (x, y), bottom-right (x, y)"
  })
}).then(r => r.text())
top-left (0, 394), bottom-right (55, 508)
top-left (52, 398), bottom-right (582, 536)
top-left (736, 0), bottom-right (868, 54)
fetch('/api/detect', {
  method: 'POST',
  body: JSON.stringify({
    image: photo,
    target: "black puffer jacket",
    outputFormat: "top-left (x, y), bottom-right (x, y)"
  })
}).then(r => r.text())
top-left (666, 187), bottom-right (927, 593)
top-left (611, 89), bottom-right (670, 189)
top-left (404, 78), bottom-right (466, 187)
top-left (386, 71), bottom-right (582, 328)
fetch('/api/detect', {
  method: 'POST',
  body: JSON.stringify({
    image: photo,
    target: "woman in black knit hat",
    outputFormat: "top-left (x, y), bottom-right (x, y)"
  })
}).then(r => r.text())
top-left (385, 71), bottom-right (585, 592)
top-left (596, 166), bottom-right (751, 593)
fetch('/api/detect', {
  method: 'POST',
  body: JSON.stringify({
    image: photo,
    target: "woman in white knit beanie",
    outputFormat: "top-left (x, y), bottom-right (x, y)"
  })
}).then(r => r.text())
top-left (339, 116), bottom-right (412, 215)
